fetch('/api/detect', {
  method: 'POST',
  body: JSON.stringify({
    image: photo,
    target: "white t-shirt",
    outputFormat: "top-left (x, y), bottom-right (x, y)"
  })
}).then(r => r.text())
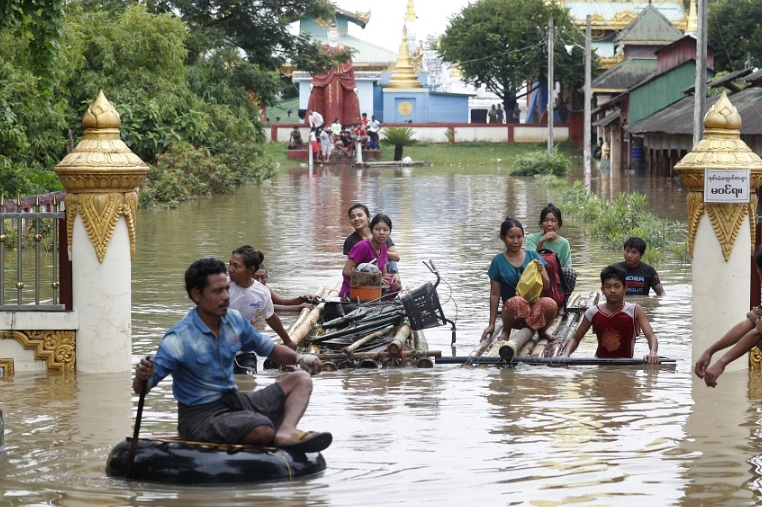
top-left (228, 280), bottom-right (275, 323)
top-left (309, 111), bottom-right (324, 127)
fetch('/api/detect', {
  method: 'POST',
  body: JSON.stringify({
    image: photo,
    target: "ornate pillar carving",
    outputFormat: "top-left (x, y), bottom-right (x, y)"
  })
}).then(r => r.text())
top-left (674, 92), bottom-right (762, 371)
top-left (54, 91), bottom-right (148, 372)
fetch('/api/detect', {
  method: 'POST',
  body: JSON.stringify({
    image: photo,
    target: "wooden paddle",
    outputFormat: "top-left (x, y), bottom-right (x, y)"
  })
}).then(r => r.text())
top-left (128, 356), bottom-right (150, 480)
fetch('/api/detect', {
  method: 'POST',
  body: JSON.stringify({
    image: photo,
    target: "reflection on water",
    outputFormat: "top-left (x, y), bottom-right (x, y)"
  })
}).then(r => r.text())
top-left (2, 166), bottom-right (762, 506)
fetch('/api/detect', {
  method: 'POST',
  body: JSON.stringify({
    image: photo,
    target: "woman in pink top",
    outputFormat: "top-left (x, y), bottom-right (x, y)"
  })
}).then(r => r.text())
top-left (340, 214), bottom-right (401, 298)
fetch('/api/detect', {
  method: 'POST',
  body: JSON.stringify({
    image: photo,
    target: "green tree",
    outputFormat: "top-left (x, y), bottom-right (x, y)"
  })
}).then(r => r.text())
top-left (0, 22), bottom-right (68, 196)
top-left (151, 0), bottom-right (336, 107)
top-left (707, 0), bottom-right (762, 72)
top-left (60, 3), bottom-right (264, 162)
top-left (0, 0), bottom-right (65, 94)
top-left (438, 0), bottom-right (588, 115)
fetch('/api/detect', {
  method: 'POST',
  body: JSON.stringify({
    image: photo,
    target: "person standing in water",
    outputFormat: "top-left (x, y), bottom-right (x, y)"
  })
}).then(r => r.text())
top-left (227, 245), bottom-right (296, 349)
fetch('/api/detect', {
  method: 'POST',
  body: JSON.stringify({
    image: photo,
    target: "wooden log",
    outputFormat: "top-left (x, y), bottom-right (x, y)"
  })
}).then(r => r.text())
top-left (399, 356), bottom-right (417, 367)
top-left (342, 324), bottom-right (396, 353)
top-left (357, 357), bottom-right (378, 369)
top-left (286, 287), bottom-right (326, 337)
top-left (495, 327), bottom-right (534, 361)
top-left (471, 318), bottom-right (503, 359)
top-left (412, 328), bottom-right (429, 352)
top-left (518, 340), bottom-right (535, 357)
top-left (548, 311), bottom-right (583, 357)
top-left (387, 325), bottom-right (412, 354)
top-left (287, 286), bottom-right (327, 334)
top-left (532, 339), bottom-right (549, 358)
top-left (290, 285), bottom-right (337, 347)
top-left (417, 357), bottom-right (434, 368)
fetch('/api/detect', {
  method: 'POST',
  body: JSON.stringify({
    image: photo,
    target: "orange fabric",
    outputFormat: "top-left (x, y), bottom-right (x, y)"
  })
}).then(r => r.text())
top-left (503, 296), bottom-right (557, 330)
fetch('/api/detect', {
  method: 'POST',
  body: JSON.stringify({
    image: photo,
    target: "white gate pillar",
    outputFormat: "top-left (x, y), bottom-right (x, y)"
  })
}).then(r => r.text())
top-left (54, 91), bottom-right (148, 373)
top-left (675, 92), bottom-right (762, 371)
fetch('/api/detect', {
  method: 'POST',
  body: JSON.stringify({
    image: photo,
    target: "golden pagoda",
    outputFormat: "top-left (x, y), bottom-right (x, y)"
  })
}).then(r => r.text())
top-left (386, 28), bottom-right (424, 89)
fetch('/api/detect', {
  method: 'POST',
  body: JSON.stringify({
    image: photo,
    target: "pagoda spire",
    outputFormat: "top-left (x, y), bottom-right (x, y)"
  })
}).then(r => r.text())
top-left (386, 27), bottom-right (423, 89)
top-left (686, 0), bottom-right (698, 34)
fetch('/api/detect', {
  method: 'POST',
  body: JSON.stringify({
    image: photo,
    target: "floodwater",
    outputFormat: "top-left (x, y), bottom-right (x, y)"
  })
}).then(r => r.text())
top-left (2, 162), bottom-right (762, 506)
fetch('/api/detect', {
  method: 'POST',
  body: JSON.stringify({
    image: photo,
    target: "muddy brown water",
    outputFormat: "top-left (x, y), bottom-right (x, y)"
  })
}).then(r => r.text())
top-left (2, 164), bottom-right (761, 506)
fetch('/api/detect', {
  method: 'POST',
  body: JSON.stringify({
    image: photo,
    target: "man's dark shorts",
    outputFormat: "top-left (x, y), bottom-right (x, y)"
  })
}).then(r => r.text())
top-left (177, 383), bottom-right (286, 444)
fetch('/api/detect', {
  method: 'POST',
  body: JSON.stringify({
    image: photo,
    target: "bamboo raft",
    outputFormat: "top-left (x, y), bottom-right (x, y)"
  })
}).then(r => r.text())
top-left (484, 292), bottom-right (600, 362)
top-left (264, 261), bottom-right (455, 371)
top-left (453, 291), bottom-right (676, 368)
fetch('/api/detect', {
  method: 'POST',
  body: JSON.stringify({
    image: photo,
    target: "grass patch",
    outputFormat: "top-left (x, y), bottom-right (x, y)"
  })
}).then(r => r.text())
top-left (265, 98), bottom-right (300, 124)
top-left (262, 140), bottom-right (581, 169)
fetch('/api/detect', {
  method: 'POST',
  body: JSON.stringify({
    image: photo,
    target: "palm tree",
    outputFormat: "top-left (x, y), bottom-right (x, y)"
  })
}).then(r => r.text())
top-left (381, 127), bottom-right (416, 161)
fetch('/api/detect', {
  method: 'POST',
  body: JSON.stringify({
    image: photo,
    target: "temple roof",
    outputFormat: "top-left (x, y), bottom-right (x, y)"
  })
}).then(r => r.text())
top-left (308, 33), bottom-right (398, 66)
top-left (614, 4), bottom-right (684, 44)
top-left (298, 8), bottom-right (397, 68)
top-left (591, 58), bottom-right (657, 92)
top-left (563, 1), bottom-right (686, 30)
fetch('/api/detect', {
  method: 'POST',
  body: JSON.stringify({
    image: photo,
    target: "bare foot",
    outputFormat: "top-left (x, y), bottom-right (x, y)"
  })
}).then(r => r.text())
top-left (538, 331), bottom-right (556, 342)
top-left (273, 429), bottom-right (302, 446)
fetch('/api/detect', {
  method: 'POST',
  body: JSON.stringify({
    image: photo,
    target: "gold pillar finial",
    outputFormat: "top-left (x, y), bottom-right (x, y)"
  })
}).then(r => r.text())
top-left (686, 0), bottom-right (698, 33)
top-left (405, 0), bottom-right (416, 23)
top-left (54, 90), bottom-right (149, 262)
top-left (674, 92), bottom-right (762, 261)
top-left (386, 27), bottom-right (424, 89)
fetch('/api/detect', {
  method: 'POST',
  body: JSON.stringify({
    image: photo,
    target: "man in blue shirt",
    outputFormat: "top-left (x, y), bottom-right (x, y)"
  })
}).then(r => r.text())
top-left (133, 258), bottom-right (331, 453)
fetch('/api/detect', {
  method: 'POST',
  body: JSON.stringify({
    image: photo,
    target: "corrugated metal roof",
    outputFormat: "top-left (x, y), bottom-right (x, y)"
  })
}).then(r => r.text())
top-left (308, 34), bottom-right (398, 65)
top-left (746, 69), bottom-right (762, 84)
top-left (594, 109), bottom-right (621, 127)
top-left (591, 58), bottom-right (657, 91)
top-left (626, 86), bottom-right (762, 135)
top-left (614, 4), bottom-right (683, 43)
top-left (564, 1), bottom-right (686, 23)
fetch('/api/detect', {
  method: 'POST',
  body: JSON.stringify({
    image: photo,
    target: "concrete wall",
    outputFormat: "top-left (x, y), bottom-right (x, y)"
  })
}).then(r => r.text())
top-left (267, 123), bottom-right (571, 144)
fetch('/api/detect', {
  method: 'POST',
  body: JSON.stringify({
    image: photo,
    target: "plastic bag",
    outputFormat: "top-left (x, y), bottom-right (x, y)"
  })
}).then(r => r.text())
top-left (515, 261), bottom-right (543, 303)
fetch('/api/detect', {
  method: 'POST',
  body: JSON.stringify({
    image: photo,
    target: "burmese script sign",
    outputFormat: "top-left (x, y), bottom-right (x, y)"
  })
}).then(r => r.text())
top-left (704, 169), bottom-right (750, 203)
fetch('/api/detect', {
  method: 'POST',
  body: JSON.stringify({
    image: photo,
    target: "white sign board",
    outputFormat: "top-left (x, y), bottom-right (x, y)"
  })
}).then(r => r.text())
top-left (704, 169), bottom-right (751, 203)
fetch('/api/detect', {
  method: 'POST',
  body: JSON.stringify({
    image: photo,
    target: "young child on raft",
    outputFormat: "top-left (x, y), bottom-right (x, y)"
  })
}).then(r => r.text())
top-left (695, 245), bottom-right (762, 387)
top-left (561, 264), bottom-right (660, 363)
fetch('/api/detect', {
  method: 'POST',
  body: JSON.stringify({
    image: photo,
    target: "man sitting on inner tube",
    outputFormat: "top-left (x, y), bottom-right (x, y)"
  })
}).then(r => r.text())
top-left (133, 257), bottom-right (332, 454)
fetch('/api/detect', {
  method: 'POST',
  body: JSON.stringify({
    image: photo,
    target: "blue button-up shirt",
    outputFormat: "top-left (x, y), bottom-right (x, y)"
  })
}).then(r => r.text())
top-left (149, 308), bottom-right (275, 406)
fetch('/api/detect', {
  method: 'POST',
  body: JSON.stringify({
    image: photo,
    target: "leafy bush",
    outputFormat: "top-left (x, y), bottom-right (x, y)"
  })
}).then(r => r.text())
top-left (139, 141), bottom-right (274, 207)
top-left (1, 219), bottom-right (54, 252)
top-left (559, 181), bottom-right (687, 263)
top-left (535, 174), bottom-right (568, 190)
top-left (511, 150), bottom-right (570, 176)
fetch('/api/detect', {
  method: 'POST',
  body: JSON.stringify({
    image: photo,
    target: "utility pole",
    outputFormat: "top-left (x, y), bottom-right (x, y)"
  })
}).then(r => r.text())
top-left (547, 16), bottom-right (554, 153)
top-left (693, 0), bottom-right (707, 147)
top-left (583, 15), bottom-right (592, 182)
